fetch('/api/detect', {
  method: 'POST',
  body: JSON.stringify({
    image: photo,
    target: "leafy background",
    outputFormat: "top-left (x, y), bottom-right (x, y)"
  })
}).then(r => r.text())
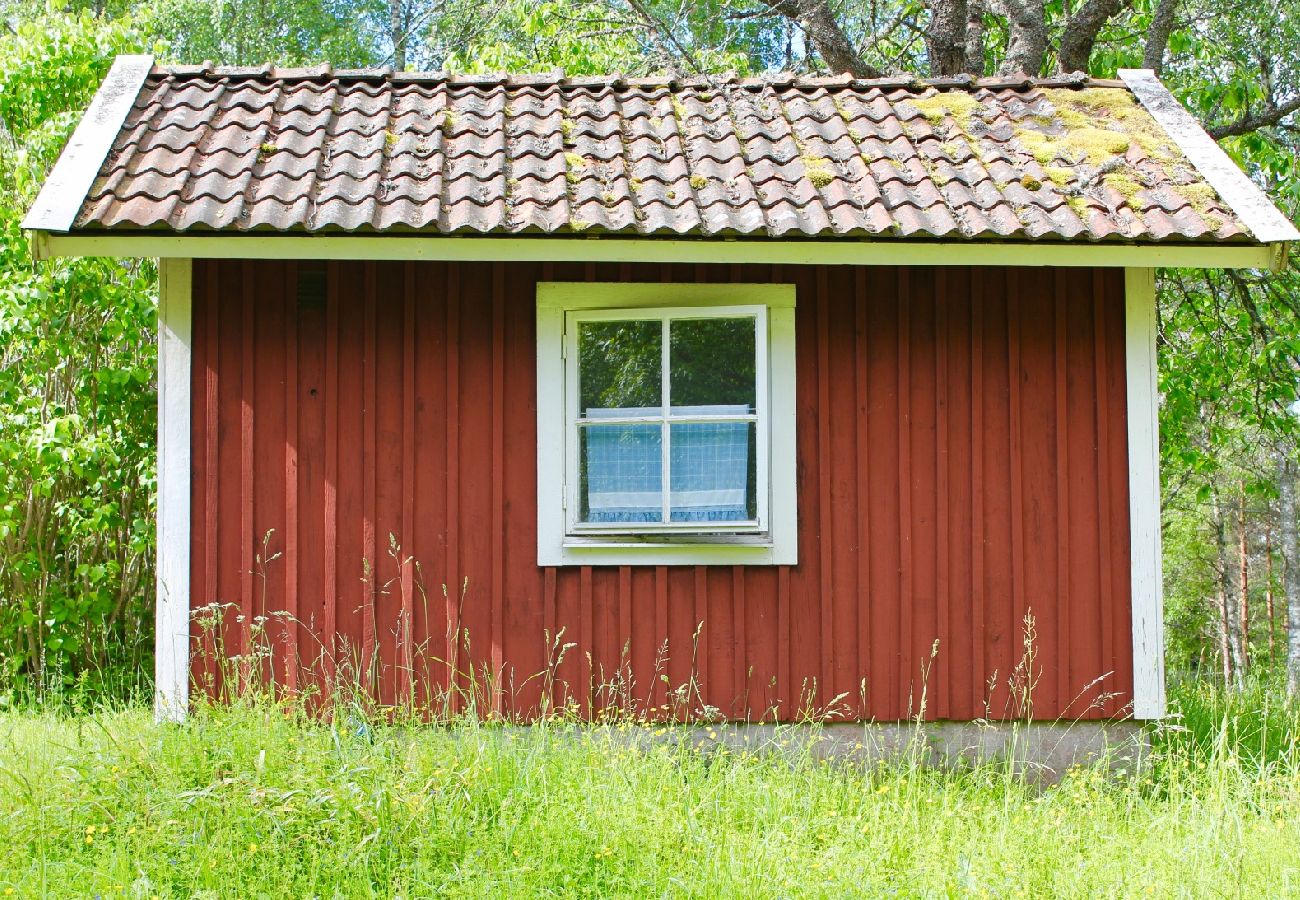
top-left (0, 0), bottom-right (1296, 701)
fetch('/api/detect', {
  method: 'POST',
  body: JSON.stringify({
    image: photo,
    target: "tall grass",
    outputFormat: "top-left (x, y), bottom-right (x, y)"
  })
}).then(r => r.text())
top-left (0, 679), bottom-right (1298, 897)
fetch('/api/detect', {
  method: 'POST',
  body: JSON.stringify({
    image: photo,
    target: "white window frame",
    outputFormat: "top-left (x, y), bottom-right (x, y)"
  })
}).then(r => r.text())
top-left (537, 282), bottom-right (797, 566)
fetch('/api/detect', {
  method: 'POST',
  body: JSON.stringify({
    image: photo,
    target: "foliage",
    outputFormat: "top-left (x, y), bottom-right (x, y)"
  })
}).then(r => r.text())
top-left (0, 0), bottom-right (1296, 694)
top-left (0, 683), bottom-right (1298, 895)
top-left (0, 9), bottom-right (157, 698)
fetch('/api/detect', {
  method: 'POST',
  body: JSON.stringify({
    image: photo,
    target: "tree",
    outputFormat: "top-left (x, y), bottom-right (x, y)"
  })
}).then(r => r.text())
top-left (0, 9), bottom-right (158, 696)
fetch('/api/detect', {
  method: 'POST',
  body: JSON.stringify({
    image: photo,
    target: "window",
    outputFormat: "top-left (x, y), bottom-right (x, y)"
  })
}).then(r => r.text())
top-left (537, 283), bottom-right (797, 566)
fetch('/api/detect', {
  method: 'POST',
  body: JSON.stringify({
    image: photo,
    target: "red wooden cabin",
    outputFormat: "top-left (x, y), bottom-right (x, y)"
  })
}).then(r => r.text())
top-left (26, 59), bottom-right (1298, 725)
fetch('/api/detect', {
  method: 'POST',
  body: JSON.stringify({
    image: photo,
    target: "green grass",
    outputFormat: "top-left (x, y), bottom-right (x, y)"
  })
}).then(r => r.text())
top-left (0, 684), bottom-right (1298, 897)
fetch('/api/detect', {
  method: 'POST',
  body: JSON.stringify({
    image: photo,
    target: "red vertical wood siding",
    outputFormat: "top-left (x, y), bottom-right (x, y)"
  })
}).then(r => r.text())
top-left (189, 260), bottom-right (1134, 720)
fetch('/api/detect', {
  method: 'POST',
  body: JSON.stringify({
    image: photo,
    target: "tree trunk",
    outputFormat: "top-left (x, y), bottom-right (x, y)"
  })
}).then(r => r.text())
top-left (1212, 486), bottom-right (1245, 686)
top-left (1238, 488), bottom-right (1250, 675)
top-left (390, 0), bottom-right (406, 70)
top-left (991, 0), bottom-right (1047, 75)
top-left (1057, 0), bottom-right (1124, 75)
top-left (927, 0), bottom-right (970, 76)
top-left (965, 0), bottom-right (986, 75)
top-left (1266, 523), bottom-right (1277, 662)
top-left (1278, 451), bottom-right (1300, 696)
top-left (1142, 0), bottom-right (1179, 75)
top-left (764, 0), bottom-right (882, 77)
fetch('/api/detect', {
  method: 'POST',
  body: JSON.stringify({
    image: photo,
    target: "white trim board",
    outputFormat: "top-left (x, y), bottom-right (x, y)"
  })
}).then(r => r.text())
top-left (1124, 267), bottom-right (1166, 720)
top-left (22, 55), bottom-right (154, 233)
top-left (1120, 69), bottom-right (1300, 256)
top-left (32, 231), bottom-right (1277, 270)
top-left (536, 282), bottom-right (798, 566)
top-left (156, 258), bottom-right (192, 722)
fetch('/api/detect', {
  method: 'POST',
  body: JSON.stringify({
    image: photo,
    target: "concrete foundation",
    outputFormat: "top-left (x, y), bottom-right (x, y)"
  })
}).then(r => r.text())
top-left (621, 720), bottom-right (1150, 782)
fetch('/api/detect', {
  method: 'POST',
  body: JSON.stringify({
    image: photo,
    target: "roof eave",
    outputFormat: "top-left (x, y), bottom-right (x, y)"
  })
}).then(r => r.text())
top-left (28, 229), bottom-right (1280, 270)
top-left (1120, 68), bottom-right (1300, 262)
top-left (22, 54), bottom-right (155, 233)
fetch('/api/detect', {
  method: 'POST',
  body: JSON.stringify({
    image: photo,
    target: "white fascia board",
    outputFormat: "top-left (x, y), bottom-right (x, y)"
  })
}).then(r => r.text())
top-left (23, 55), bottom-right (154, 233)
top-left (1124, 267), bottom-right (1165, 720)
top-left (1119, 68), bottom-right (1299, 267)
top-left (156, 258), bottom-right (192, 722)
top-left (33, 231), bottom-right (1276, 269)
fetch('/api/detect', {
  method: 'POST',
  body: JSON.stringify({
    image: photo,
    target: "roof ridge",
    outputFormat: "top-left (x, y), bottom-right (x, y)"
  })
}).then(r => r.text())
top-left (148, 64), bottom-right (1120, 93)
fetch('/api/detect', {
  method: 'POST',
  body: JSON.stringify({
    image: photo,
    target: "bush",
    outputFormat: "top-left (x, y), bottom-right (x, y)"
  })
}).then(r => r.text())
top-left (0, 10), bottom-right (157, 700)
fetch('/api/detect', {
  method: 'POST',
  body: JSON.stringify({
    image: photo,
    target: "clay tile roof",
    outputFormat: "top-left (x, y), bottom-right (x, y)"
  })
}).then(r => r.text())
top-left (57, 65), bottom-right (1275, 242)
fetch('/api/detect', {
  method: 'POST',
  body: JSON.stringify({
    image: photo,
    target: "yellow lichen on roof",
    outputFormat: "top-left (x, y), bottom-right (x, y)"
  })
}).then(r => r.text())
top-left (909, 90), bottom-right (986, 132)
top-left (1021, 88), bottom-right (1185, 167)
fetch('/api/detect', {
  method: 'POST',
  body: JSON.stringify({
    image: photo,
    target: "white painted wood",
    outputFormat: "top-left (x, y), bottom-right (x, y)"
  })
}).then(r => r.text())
top-left (1119, 69), bottom-right (1300, 250)
top-left (22, 55), bottom-right (154, 232)
top-left (562, 304), bottom-right (768, 535)
top-left (537, 282), bottom-right (797, 566)
top-left (1125, 267), bottom-right (1166, 720)
top-left (156, 258), bottom-right (192, 722)
top-left (35, 232), bottom-right (1276, 270)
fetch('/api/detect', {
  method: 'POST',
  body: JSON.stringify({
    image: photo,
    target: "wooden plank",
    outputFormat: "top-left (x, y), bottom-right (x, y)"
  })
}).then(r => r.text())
top-left (202, 262), bottom-right (220, 691)
top-left (156, 258), bottom-right (192, 720)
top-left (1053, 272), bottom-right (1071, 710)
top-left (969, 269), bottom-right (986, 717)
top-left (815, 267), bottom-right (834, 708)
top-left (934, 268), bottom-right (950, 720)
top-left (43, 232), bottom-right (1278, 271)
top-left (444, 263), bottom-right (461, 710)
top-left (361, 262), bottom-right (378, 692)
top-left (896, 268), bottom-right (912, 720)
top-left (400, 263), bottom-right (416, 704)
top-left (322, 261), bottom-right (340, 689)
top-left (1125, 267), bottom-right (1164, 718)
top-left (1007, 270), bottom-right (1027, 716)
top-left (853, 267), bottom-right (871, 717)
top-left (491, 262), bottom-right (506, 714)
top-left (283, 263), bottom-right (300, 693)
top-left (239, 262), bottom-right (255, 662)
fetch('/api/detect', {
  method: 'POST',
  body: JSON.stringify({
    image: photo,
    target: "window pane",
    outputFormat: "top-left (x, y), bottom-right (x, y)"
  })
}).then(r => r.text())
top-left (580, 424), bottom-right (663, 524)
top-left (669, 317), bottom-right (756, 412)
top-left (669, 422), bottom-right (756, 522)
top-left (579, 320), bottom-right (662, 416)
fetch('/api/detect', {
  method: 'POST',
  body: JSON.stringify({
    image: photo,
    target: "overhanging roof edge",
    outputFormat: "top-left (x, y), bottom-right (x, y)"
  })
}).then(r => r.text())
top-left (22, 54), bottom-right (154, 233)
top-left (30, 230), bottom-right (1276, 269)
top-left (1119, 68), bottom-right (1299, 246)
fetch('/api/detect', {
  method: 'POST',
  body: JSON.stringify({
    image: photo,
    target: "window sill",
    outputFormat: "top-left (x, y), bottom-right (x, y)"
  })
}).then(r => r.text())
top-left (564, 533), bottom-right (773, 548)
top-left (543, 534), bottom-right (794, 567)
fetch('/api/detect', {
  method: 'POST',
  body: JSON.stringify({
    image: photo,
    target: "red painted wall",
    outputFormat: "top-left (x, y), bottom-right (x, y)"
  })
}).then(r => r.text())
top-left (190, 259), bottom-right (1134, 720)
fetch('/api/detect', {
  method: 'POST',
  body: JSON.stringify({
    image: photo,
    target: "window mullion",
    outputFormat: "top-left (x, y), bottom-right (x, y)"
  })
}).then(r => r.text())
top-left (660, 316), bottom-right (671, 525)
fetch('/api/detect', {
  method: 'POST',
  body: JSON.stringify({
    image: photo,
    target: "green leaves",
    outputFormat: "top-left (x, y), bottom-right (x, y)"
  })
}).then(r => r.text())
top-left (0, 9), bottom-right (156, 698)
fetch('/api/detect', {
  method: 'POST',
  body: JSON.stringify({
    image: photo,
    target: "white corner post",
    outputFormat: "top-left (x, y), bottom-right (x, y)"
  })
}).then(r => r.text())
top-left (156, 258), bottom-right (192, 722)
top-left (1125, 267), bottom-right (1166, 719)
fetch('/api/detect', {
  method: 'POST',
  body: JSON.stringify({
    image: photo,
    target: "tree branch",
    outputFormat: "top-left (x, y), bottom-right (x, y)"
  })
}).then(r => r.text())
top-left (989, 0), bottom-right (1047, 75)
top-left (622, 0), bottom-right (705, 73)
top-left (1057, 0), bottom-right (1127, 74)
top-left (762, 0), bottom-right (883, 77)
top-left (1141, 0), bottom-right (1179, 75)
top-left (965, 0), bottom-right (986, 76)
top-left (926, 0), bottom-right (969, 76)
top-left (1208, 96), bottom-right (1300, 139)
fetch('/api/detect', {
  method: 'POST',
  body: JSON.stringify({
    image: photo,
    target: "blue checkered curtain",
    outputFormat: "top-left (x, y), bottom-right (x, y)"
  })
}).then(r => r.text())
top-left (669, 418), bottom-right (751, 522)
top-left (583, 405), bottom-right (752, 525)
top-left (583, 418), bottom-right (662, 523)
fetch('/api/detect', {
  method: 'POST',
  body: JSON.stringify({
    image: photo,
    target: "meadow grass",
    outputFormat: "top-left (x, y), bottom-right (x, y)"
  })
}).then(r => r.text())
top-left (0, 683), bottom-right (1298, 898)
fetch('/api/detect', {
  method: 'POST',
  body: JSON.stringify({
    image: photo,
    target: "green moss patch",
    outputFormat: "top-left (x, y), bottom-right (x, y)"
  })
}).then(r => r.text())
top-left (1103, 173), bottom-right (1143, 204)
top-left (802, 155), bottom-right (835, 189)
top-left (909, 91), bottom-right (984, 132)
top-left (564, 152), bottom-right (588, 185)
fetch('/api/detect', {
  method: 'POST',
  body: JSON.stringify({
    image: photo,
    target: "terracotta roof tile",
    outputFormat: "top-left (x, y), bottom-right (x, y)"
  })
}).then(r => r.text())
top-left (69, 68), bottom-right (1254, 241)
